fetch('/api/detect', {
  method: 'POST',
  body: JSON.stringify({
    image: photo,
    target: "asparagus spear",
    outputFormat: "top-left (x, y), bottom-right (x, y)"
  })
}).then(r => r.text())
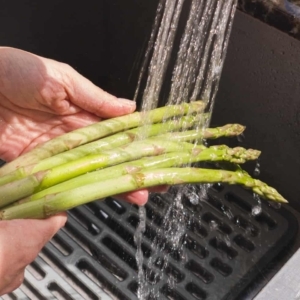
top-left (14, 145), bottom-right (258, 205)
top-left (0, 167), bottom-right (286, 220)
top-left (19, 114), bottom-right (209, 175)
top-left (0, 101), bottom-right (206, 176)
top-left (0, 123), bottom-right (245, 187)
top-left (153, 124), bottom-right (245, 141)
top-left (0, 144), bottom-right (260, 207)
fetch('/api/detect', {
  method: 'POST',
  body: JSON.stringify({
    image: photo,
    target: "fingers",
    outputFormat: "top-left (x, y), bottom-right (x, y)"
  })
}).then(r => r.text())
top-left (116, 189), bottom-right (149, 206)
top-left (0, 213), bottom-right (67, 295)
top-left (115, 186), bottom-right (169, 205)
top-left (64, 66), bottom-right (136, 118)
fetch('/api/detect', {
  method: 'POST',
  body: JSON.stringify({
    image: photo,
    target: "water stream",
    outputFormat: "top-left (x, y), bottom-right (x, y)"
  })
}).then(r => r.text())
top-left (133, 0), bottom-right (238, 298)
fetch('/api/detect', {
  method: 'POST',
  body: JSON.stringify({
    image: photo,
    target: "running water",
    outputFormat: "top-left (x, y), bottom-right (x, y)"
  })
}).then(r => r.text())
top-left (133, 0), bottom-right (237, 298)
top-left (135, 0), bottom-right (237, 112)
top-left (134, 206), bottom-right (147, 299)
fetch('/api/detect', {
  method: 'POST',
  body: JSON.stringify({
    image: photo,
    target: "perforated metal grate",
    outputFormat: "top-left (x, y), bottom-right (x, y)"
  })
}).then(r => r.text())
top-left (2, 184), bottom-right (298, 300)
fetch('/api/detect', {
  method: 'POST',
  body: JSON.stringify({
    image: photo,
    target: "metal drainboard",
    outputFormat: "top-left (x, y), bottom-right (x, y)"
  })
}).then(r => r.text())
top-left (2, 184), bottom-right (298, 300)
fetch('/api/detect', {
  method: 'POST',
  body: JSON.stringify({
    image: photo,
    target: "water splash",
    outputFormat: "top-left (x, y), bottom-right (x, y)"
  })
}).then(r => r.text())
top-left (134, 206), bottom-right (147, 299)
top-left (253, 160), bottom-right (261, 177)
top-left (133, 0), bottom-right (238, 298)
top-left (252, 193), bottom-right (262, 216)
top-left (209, 220), bottom-right (219, 231)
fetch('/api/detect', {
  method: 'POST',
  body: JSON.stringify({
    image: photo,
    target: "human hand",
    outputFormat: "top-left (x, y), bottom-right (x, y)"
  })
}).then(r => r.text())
top-left (0, 213), bottom-right (67, 295)
top-left (0, 47), bottom-right (136, 161)
top-left (0, 47), bottom-right (155, 205)
top-left (0, 47), bottom-right (160, 295)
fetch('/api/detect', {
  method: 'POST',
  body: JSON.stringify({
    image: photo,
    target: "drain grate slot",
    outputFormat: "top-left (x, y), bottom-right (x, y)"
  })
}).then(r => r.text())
top-left (26, 260), bottom-right (46, 281)
top-left (20, 280), bottom-right (45, 299)
top-left (185, 282), bottom-right (207, 300)
top-left (209, 237), bottom-right (238, 260)
top-left (150, 194), bottom-right (167, 209)
top-left (206, 194), bottom-right (230, 214)
top-left (186, 260), bottom-right (214, 284)
top-left (202, 212), bottom-right (232, 235)
top-left (254, 212), bottom-right (277, 230)
top-left (77, 259), bottom-right (130, 300)
top-left (182, 194), bottom-right (203, 214)
top-left (187, 219), bottom-right (208, 238)
top-left (233, 235), bottom-right (255, 252)
top-left (48, 281), bottom-right (73, 300)
top-left (155, 258), bottom-right (185, 283)
top-left (185, 235), bottom-right (208, 259)
top-left (70, 208), bottom-right (101, 235)
top-left (102, 236), bottom-right (138, 271)
top-left (51, 234), bottom-right (73, 256)
top-left (225, 193), bottom-right (252, 213)
top-left (128, 281), bottom-right (138, 295)
top-left (39, 250), bottom-right (99, 300)
top-left (88, 245), bottom-right (128, 281)
top-left (233, 215), bottom-right (259, 237)
top-left (161, 285), bottom-right (186, 300)
top-left (210, 258), bottom-right (232, 277)
top-left (2, 294), bottom-right (18, 300)
top-left (95, 209), bottom-right (152, 258)
top-left (127, 215), bottom-right (158, 242)
top-left (104, 198), bottom-right (126, 214)
top-left (63, 223), bottom-right (94, 256)
top-left (211, 183), bottom-right (224, 193)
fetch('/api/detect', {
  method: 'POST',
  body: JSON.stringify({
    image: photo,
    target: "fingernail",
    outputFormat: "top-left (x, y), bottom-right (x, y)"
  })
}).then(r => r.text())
top-left (118, 98), bottom-right (136, 107)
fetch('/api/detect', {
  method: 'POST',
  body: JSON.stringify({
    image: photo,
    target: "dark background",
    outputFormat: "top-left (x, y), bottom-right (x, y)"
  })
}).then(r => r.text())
top-left (0, 1), bottom-right (299, 210)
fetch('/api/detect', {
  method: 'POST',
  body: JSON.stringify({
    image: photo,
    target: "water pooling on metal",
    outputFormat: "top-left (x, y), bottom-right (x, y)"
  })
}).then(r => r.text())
top-left (134, 0), bottom-right (238, 298)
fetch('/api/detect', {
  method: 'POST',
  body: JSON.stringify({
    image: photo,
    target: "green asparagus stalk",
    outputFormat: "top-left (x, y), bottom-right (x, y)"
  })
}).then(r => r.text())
top-left (13, 152), bottom-right (195, 206)
top-left (0, 145), bottom-right (260, 207)
top-left (0, 167), bottom-right (286, 220)
top-left (0, 101), bottom-right (206, 176)
top-left (0, 123), bottom-right (245, 187)
top-left (0, 116), bottom-right (202, 187)
top-left (14, 145), bottom-right (257, 205)
top-left (153, 124), bottom-right (245, 141)
top-left (0, 140), bottom-right (199, 206)
top-left (18, 114), bottom-right (209, 175)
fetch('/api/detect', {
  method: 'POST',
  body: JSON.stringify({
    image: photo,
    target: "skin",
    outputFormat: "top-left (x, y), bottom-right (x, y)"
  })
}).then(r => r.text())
top-left (0, 47), bottom-right (160, 295)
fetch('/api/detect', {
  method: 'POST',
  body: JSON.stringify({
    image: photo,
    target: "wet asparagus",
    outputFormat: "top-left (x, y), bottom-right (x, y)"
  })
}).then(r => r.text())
top-left (0, 101), bottom-right (205, 176)
top-left (0, 167), bottom-right (287, 220)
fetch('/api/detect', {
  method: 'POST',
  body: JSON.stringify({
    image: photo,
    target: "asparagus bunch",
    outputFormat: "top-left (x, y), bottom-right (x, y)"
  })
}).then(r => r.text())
top-left (0, 101), bottom-right (287, 220)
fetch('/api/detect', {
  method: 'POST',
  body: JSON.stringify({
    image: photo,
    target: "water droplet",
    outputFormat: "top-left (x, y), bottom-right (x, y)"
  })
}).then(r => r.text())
top-left (198, 184), bottom-right (210, 201)
top-left (252, 205), bottom-right (262, 216)
top-left (237, 133), bottom-right (245, 143)
top-left (209, 220), bottom-right (218, 231)
top-left (252, 193), bottom-right (262, 216)
top-left (223, 235), bottom-right (231, 247)
top-left (268, 201), bottom-right (281, 210)
top-left (189, 192), bottom-right (199, 205)
top-left (253, 161), bottom-right (260, 177)
top-left (253, 167), bottom-right (260, 177)
top-left (222, 207), bottom-right (234, 220)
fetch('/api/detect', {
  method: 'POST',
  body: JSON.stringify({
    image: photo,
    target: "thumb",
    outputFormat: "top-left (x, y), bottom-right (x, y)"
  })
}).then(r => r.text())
top-left (66, 67), bottom-right (136, 118)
